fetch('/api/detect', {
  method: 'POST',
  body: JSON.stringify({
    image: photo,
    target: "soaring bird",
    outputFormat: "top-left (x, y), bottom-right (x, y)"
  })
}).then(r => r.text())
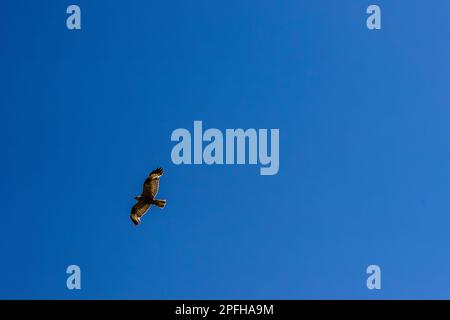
top-left (130, 167), bottom-right (167, 225)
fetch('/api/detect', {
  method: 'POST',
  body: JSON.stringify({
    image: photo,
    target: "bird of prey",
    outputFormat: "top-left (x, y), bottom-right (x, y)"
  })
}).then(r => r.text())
top-left (130, 167), bottom-right (167, 225)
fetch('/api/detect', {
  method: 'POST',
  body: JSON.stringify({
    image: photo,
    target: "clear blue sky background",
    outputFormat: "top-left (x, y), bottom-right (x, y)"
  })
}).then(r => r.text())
top-left (1, 0), bottom-right (450, 299)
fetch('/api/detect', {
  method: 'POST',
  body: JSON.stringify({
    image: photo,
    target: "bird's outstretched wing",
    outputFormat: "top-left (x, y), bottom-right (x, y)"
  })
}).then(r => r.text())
top-left (142, 167), bottom-right (163, 198)
top-left (131, 199), bottom-right (151, 219)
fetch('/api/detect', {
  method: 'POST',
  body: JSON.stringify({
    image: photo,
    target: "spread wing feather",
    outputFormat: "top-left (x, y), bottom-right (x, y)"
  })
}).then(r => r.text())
top-left (142, 167), bottom-right (163, 198)
top-left (131, 200), bottom-right (151, 218)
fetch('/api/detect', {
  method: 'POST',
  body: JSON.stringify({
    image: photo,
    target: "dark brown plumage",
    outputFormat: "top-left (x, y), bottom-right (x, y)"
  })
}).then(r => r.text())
top-left (130, 167), bottom-right (166, 225)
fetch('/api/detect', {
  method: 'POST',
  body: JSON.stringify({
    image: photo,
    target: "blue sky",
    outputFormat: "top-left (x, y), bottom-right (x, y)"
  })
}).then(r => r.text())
top-left (1, 0), bottom-right (450, 299)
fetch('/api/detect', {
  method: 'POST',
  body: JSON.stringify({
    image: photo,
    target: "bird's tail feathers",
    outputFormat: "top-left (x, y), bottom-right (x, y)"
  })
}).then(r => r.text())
top-left (153, 199), bottom-right (166, 208)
